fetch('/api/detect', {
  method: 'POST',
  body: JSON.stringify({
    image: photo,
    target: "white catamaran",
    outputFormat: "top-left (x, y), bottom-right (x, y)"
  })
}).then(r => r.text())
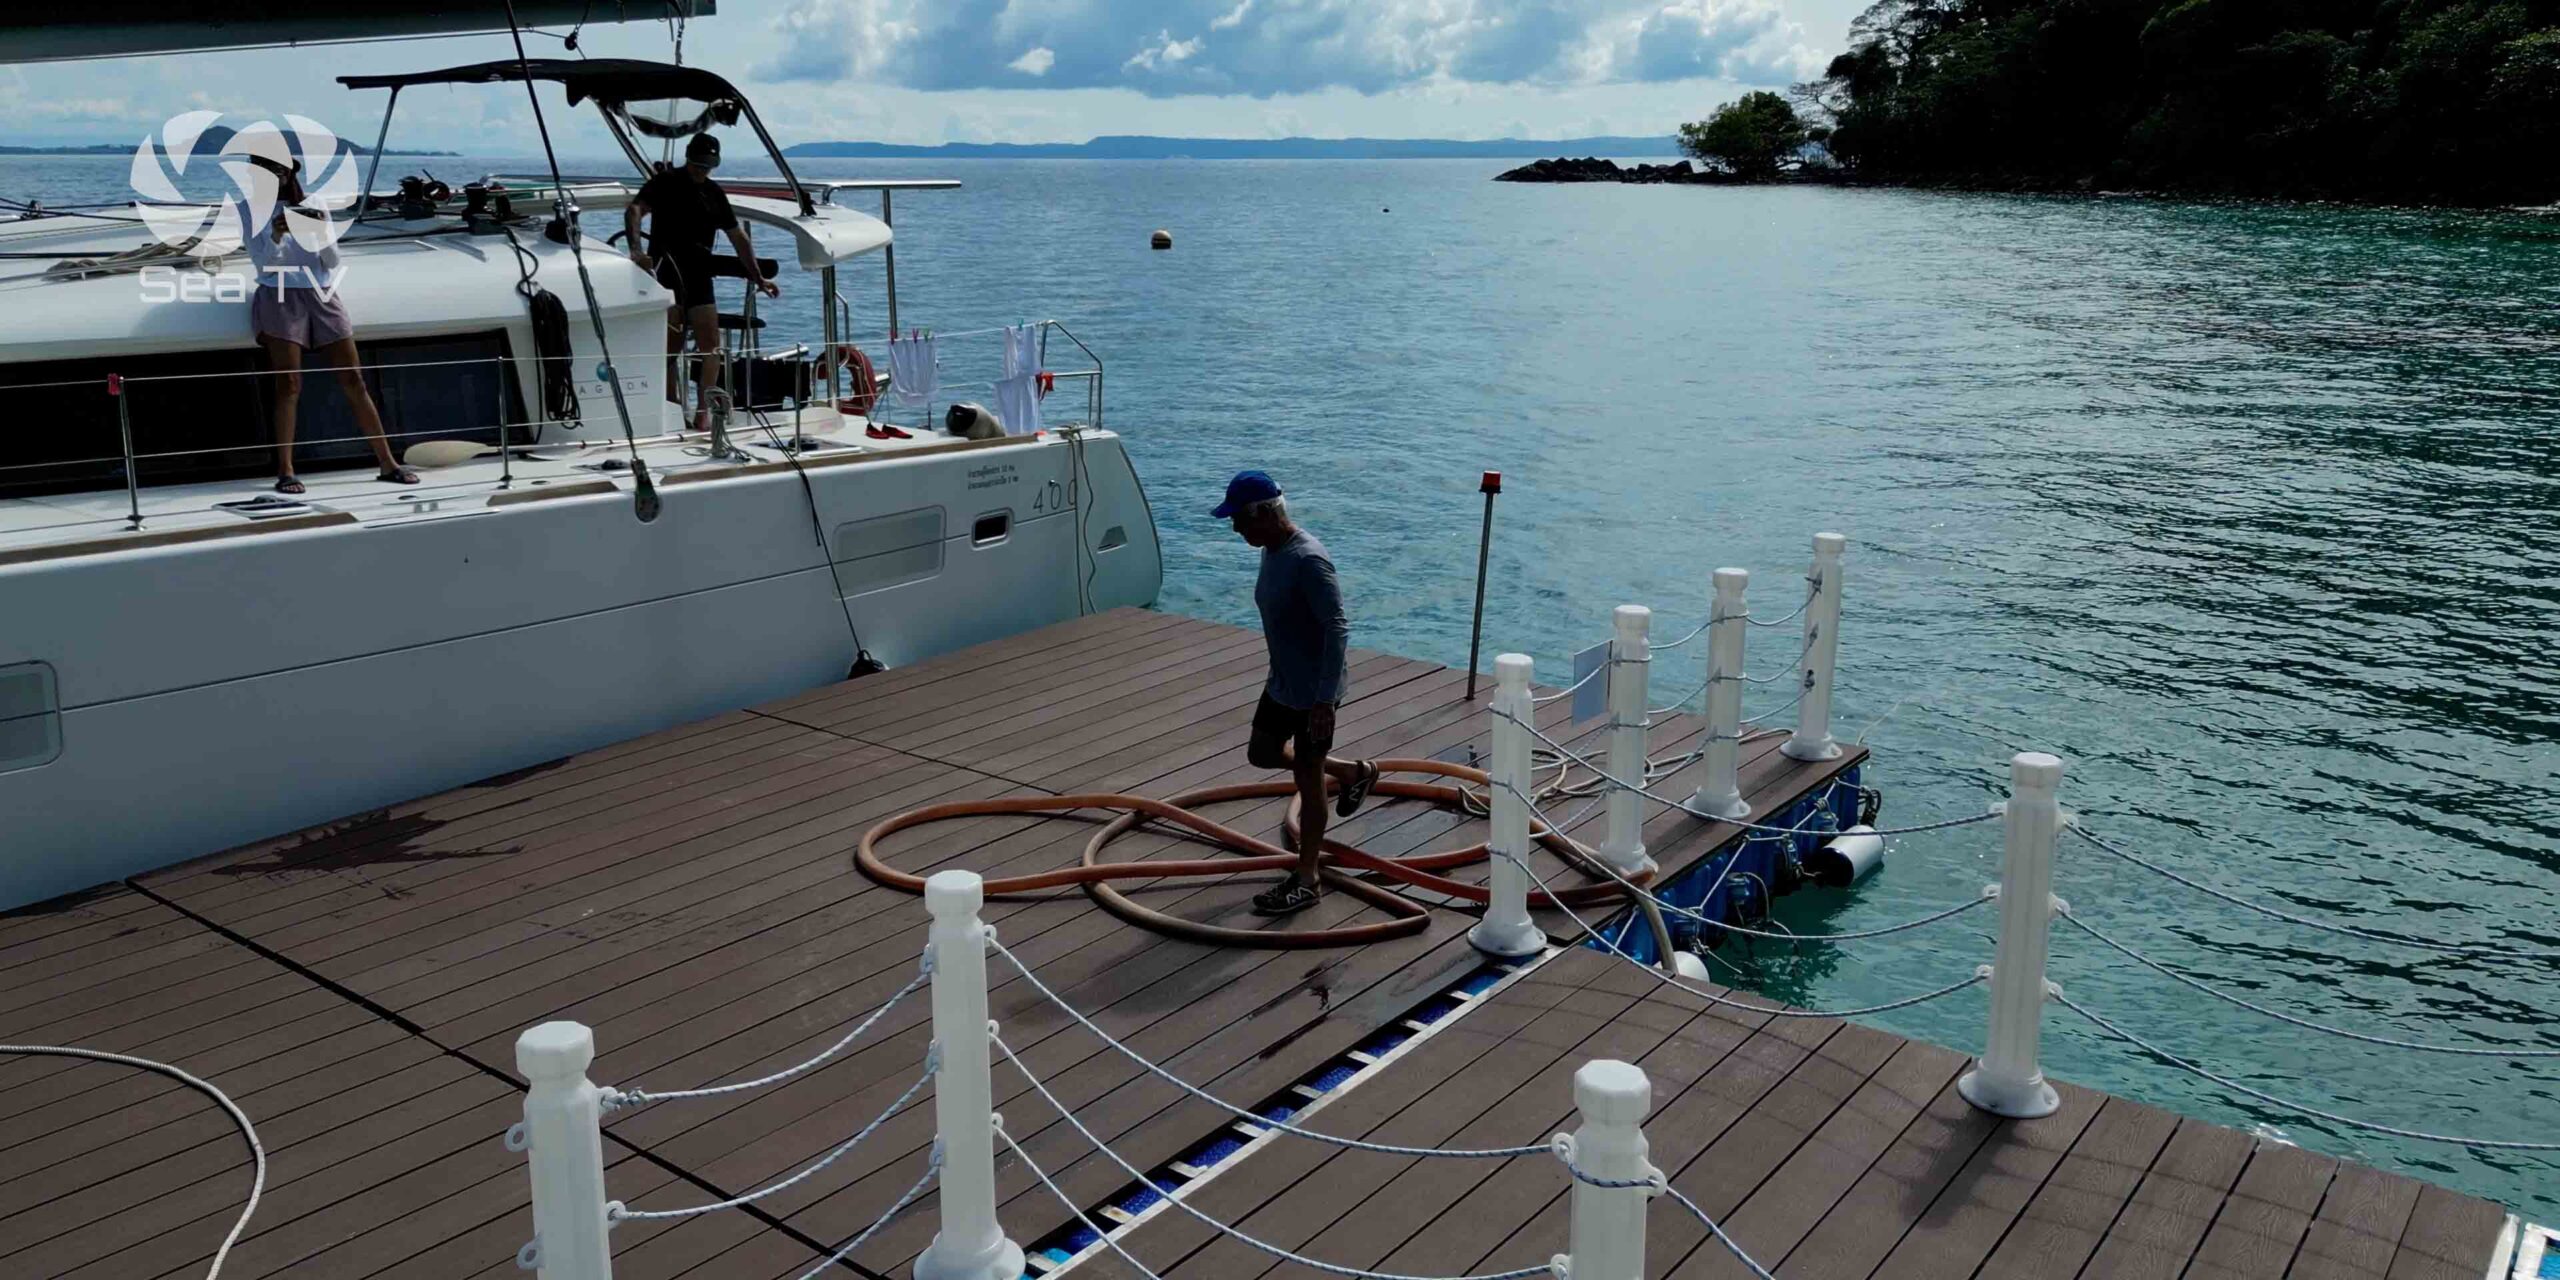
top-left (0, 4), bottom-right (1163, 908)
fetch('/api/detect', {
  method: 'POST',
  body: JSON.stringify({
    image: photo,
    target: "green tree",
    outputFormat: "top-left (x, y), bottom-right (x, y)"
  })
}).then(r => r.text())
top-left (1678, 92), bottom-right (1810, 178)
top-left (1793, 0), bottom-right (2560, 203)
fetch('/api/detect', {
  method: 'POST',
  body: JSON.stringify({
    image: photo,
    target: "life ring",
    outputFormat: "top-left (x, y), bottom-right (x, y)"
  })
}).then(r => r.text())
top-left (817, 343), bottom-right (881, 418)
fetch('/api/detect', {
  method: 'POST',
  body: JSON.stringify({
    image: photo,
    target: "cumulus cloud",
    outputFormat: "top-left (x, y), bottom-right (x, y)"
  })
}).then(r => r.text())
top-left (754, 0), bottom-right (1823, 98)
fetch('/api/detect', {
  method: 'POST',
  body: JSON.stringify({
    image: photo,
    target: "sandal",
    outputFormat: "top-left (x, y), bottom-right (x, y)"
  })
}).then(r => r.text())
top-left (1251, 878), bottom-right (1320, 917)
top-left (377, 466), bottom-right (420, 485)
top-left (1335, 759), bottom-right (1381, 818)
top-left (274, 476), bottom-right (305, 495)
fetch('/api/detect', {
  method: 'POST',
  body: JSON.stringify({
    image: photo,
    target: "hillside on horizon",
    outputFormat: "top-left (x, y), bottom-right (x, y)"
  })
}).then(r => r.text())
top-left (783, 134), bottom-right (1681, 160)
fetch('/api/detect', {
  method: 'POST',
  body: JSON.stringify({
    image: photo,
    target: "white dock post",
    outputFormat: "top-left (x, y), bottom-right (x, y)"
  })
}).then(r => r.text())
top-left (1781, 532), bottom-right (1848, 762)
top-left (1598, 605), bottom-right (1656, 876)
top-left (1689, 568), bottom-right (1753, 820)
top-left (1958, 752), bottom-right (2066, 1119)
top-left (915, 871), bottom-right (1026, 1280)
top-left (1470, 653), bottom-right (1545, 958)
top-left (1555, 1060), bottom-right (1657, 1280)
top-left (516, 1022), bottom-right (615, 1280)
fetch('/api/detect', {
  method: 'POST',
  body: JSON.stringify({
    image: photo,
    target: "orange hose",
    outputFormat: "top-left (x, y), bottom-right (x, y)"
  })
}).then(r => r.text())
top-left (855, 758), bottom-right (1649, 949)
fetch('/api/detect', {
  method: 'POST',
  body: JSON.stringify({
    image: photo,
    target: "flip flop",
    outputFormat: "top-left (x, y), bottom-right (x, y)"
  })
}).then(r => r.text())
top-left (377, 466), bottom-right (421, 485)
top-left (274, 476), bottom-right (305, 495)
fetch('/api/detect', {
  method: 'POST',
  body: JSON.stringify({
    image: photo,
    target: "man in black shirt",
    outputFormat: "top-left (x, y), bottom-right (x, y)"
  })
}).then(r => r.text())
top-left (624, 133), bottom-right (779, 432)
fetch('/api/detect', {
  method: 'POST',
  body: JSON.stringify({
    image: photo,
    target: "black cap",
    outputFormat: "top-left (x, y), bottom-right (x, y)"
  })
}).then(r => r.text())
top-left (686, 133), bottom-right (721, 164)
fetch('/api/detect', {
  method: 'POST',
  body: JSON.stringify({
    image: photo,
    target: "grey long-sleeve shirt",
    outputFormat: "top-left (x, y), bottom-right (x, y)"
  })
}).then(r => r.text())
top-left (1254, 530), bottom-right (1349, 709)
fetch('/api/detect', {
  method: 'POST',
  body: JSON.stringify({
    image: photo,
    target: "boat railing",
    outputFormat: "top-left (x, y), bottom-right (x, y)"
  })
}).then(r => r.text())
top-left (0, 319), bottom-right (1104, 540)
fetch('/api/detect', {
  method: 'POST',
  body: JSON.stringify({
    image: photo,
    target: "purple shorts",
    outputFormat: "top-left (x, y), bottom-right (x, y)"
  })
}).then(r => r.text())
top-left (251, 285), bottom-right (355, 350)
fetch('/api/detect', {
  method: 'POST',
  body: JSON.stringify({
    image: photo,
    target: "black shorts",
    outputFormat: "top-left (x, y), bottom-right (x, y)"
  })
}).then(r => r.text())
top-left (655, 251), bottom-right (716, 310)
top-left (1250, 692), bottom-right (1332, 768)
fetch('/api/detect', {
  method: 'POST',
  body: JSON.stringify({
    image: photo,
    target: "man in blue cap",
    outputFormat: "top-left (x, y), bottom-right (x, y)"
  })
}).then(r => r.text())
top-left (1213, 470), bottom-right (1381, 916)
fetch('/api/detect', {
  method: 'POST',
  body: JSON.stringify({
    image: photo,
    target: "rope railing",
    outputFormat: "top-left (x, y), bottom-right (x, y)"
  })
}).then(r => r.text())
top-left (1494, 717), bottom-right (1998, 839)
top-left (994, 1031), bottom-right (1556, 1280)
top-left (2066, 822), bottom-right (2560, 961)
top-left (1484, 765), bottom-right (1991, 948)
top-left (985, 932), bottom-right (1552, 1160)
top-left (606, 1063), bottom-right (937, 1222)
top-left (1500, 850), bottom-right (1989, 1019)
top-left (2055, 992), bottom-right (2560, 1151)
top-left (2060, 913), bottom-right (2560, 1058)
top-left (601, 961), bottom-right (929, 1112)
top-left (789, 1146), bottom-right (942, 1280)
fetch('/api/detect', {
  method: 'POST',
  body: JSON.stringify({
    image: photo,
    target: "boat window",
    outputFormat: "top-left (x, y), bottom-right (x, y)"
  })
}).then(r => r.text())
top-left (971, 511), bottom-right (1010, 546)
top-left (0, 662), bottom-right (61, 775)
top-left (0, 330), bottom-right (527, 500)
top-left (1098, 524), bottom-right (1129, 552)
top-left (834, 506), bottom-right (945, 597)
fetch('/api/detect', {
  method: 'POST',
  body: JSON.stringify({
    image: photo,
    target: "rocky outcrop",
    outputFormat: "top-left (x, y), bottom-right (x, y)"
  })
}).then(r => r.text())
top-left (1494, 157), bottom-right (1703, 184)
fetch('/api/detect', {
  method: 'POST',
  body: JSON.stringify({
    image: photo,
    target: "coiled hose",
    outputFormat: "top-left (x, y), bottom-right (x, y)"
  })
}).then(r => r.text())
top-left (858, 758), bottom-right (1660, 949)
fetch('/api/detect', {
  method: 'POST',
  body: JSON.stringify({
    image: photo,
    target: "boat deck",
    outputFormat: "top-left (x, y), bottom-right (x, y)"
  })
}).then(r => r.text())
top-left (0, 608), bottom-right (2514, 1279)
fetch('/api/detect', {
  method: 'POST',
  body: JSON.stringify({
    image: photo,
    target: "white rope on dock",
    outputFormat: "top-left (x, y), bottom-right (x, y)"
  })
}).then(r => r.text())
top-left (2056, 993), bottom-right (2560, 1152)
top-left (1655, 577), bottom-right (1816, 651)
top-left (609, 1062), bottom-right (937, 1221)
top-left (0, 1045), bottom-right (265, 1280)
top-left (993, 1032), bottom-right (1554, 1280)
top-left (788, 1143), bottom-right (943, 1280)
top-left (984, 934), bottom-right (1552, 1161)
top-left (2066, 823), bottom-right (2560, 961)
top-left (1566, 1168), bottom-right (1776, 1280)
top-left (604, 961), bottom-right (930, 1113)
top-left (1494, 709), bottom-right (1999, 838)
top-left (2060, 913), bottom-right (2560, 1058)
top-left (1500, 853), bottom-right (1988, 1019)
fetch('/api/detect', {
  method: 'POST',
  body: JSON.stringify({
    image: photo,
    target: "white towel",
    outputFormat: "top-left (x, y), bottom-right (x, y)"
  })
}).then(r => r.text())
top-left (995, 324), bottom-right (1043, 435)
top-left (993, 373), bottom-right (1041, 437)
top-left (1002, 324), bottom-right (1040, 379)
top-left (885, 334), bottom-right (938, 408)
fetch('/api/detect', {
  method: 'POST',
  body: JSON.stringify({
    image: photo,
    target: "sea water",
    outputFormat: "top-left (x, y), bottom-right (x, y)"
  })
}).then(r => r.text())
top-left (9, 151), bottom-right (2555, 1217)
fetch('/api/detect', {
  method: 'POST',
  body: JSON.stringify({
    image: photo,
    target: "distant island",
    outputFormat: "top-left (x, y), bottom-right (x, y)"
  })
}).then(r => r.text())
top-left (0, 124), bottom-right (453, 158)
top-left (785, 135), bottom-right (1680, 160)
top-left (1653, 0), bottom-right (2560, 206)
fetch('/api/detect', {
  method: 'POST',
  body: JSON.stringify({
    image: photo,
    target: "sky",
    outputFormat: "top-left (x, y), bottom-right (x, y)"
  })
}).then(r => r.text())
top-left (0, 0), bottom-right (1875, 151)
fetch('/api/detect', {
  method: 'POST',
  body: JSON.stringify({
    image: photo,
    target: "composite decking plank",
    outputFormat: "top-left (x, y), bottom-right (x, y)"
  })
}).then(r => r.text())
top-left (2182, 1141), bottom-right (2339, 1280)
top-left (2384, 1182), bottom-right (2510, 1273)
top-left (1733, 1058), bottom-right (2000, 1279)
top-left (1857, 1080), bottom-right (2106, 1280)
top-left (2076, 1117), bottom-right (2256, 1279)
top-left (1976, 1096), bottom-right (2183, 1280)
top-left (182, 721), bottom-right (847, 938)
top-left (145, 711), bottom-right (787, 907)
top-left (1658, 1038), bottom-right (1975, 1278)
top-left (1069, 961), bottom-right (1613, 1280)
top-left (2289, 1161), bottom-right (2425, 1280)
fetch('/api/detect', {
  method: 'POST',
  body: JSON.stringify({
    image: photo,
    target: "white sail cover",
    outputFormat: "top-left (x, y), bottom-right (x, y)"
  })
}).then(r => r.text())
top-left (0, 2), bottom-right (708, 62)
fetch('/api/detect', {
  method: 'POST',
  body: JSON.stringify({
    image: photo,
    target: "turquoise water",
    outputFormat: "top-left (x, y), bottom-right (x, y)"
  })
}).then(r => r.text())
top-left (11, 152), bottom-right (2557, 1216)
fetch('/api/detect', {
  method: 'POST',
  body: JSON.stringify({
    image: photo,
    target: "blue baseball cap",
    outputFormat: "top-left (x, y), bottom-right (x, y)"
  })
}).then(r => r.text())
top-left (1210, 469), bottom-right (1282, 519)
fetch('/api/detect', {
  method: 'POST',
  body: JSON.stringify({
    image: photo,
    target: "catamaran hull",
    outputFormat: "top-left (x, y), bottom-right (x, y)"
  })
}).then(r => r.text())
top-left (0, 432), bottom-right (1161, 909)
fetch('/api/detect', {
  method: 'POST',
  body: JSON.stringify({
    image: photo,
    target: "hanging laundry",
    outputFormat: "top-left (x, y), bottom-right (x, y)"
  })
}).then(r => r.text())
top-left (994, 323), bottom-right (1043, 437)
top-left (885, 331), bottom-right (939, 410)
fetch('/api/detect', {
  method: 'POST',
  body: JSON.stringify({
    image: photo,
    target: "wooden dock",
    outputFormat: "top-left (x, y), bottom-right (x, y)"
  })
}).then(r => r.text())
top-left (0, 608), bottom-right (2514, 1279)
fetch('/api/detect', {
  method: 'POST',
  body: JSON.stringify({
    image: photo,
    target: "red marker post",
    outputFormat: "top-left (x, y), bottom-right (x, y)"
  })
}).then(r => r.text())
top-left (1465, 470), bottom-right (1503, 704)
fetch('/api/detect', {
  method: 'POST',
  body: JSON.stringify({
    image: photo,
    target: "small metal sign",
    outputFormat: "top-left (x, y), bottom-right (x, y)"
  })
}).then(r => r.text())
top-left (1571, 641), bottom-right (1610, 724)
